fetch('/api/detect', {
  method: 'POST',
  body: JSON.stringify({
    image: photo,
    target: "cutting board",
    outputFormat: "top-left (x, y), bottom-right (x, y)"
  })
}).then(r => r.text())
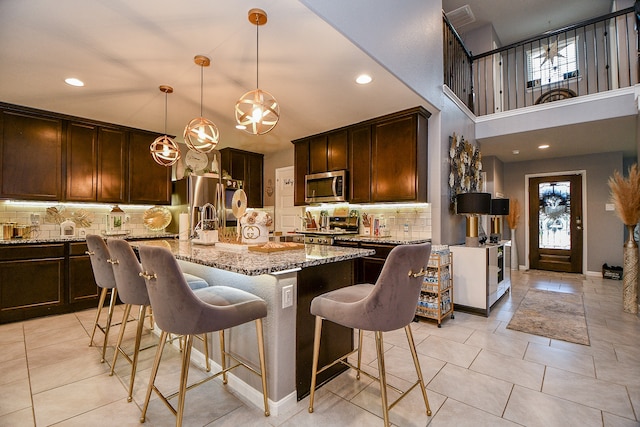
top-left (248, 243), bottom-right (305, 253)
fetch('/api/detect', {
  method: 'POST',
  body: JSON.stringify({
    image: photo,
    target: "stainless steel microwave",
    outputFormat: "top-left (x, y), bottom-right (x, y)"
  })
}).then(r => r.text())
top-left (305, 170), bottom-right (347, 203)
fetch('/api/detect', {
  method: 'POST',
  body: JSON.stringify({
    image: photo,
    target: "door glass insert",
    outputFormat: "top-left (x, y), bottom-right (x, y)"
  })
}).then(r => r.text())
top-left (538, 181), bottom-right (571, 249)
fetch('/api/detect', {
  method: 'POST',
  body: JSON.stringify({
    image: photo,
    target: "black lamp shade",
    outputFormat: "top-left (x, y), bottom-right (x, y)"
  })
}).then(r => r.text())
top-left (456, 192), bottom-right (491, 215)
top-left (490, 198), bottom-right (510, 215)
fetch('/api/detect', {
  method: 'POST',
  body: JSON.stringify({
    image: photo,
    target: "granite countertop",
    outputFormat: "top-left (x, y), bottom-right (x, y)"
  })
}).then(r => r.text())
top-left (131, 239), bottom-right (375, 276)
top-left (333, 235), bottom-right (431, 245)
top-left (0, 232), bottom-right (176, 245)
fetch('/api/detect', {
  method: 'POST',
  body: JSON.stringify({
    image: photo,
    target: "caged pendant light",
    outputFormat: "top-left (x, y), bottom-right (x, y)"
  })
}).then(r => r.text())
top-left (184, 55), bottom-right (219, 153)
top-left (150, 85), bottom-right (181, 166)
top-left (235, 8), bottom-right (280, 135)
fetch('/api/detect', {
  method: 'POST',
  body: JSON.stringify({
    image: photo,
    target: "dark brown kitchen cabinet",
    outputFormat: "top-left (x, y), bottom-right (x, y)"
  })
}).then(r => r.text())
top-left (348, 125), bottom-right (372, 204)
top-left (219, 148), bottom-right (264, 208)
top-left (294, 140), bottom-right (309, 206)
top-left (0, 244), bottom-right (66, 323)
top-left (128, 130), bottom-right (171, 204)
top-left (371, 111), bottom-right (428, 202)
top-left (293, 106), bottom-right (429, 205)
top-left (0, 110), bottom-right (63, 201)
top-left (68, 242), bottom-right (99, 306)
top-left (66, 123), bottom-right (127, 203)
top-left (306, 130), bottom-right (348, 174)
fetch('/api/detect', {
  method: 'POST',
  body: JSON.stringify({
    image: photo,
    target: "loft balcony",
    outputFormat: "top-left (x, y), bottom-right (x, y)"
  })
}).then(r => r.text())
top-left (444, 7), bottom-right (638, 116)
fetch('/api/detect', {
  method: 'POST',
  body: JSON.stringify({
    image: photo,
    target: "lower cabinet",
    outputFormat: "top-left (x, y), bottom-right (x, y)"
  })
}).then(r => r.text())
top-left (333, 240), bottom-right (396, 284)
top-left (449, 242), bottom-right (511, 316)
top-left (0, 242), bottom-right (98, 324)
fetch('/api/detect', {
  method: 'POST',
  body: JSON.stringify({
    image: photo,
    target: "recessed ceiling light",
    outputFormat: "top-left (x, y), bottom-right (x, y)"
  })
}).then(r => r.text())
top-left (512, 150), bottom-right (520, 155)
top-left (355, 74), bottom-right (372, 85)
top-left (236, 124), bottom-right (247, 130)
top-left (538, 144), bottom-right (550, 149)
top-left (65, 77), bottom-right (84, 87)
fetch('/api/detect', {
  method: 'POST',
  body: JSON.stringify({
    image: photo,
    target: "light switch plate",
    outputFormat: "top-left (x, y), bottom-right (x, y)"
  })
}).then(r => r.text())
top-left (605, 203), bottom-right (615, 211)
top-left (282, 285), bottom-right (293, 309)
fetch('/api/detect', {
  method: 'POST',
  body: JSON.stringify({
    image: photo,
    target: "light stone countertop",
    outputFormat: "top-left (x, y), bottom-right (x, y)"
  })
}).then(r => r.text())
top-left (0, 232), bottom-right (176, 245)
top-left (333, 235), bottom-right (431, 245)
top-left (131, 239), bottom-right (375, 276)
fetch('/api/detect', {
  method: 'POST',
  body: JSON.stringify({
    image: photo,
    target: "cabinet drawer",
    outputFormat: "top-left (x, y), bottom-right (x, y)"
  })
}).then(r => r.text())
top-left (0, 244), bottom-right (65, 261)
top-left (69, 242), bottom-right (89, 256)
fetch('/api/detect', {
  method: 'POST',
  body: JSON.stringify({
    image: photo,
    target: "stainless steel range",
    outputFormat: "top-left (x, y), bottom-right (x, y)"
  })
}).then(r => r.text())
top-left (300, 216), bottom-right (358, 245)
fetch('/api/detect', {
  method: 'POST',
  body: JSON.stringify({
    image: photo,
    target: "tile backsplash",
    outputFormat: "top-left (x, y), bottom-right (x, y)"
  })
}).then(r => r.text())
top-left (0, 202), bottom-right (157, 239)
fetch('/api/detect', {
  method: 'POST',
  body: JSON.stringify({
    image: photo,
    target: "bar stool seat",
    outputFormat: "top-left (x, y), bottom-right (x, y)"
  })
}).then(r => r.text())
top-left (308, 243), bottom-right (433, 427)
top-left (138, 245), bottom-right (270, 427)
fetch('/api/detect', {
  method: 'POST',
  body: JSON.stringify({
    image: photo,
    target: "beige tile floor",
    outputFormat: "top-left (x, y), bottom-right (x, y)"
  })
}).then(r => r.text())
top-left (1, 270), bottom-right (639, 426)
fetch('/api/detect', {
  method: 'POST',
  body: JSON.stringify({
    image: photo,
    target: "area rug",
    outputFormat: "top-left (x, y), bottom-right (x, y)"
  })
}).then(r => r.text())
top-left (507, 289), bottom-right (590, 345)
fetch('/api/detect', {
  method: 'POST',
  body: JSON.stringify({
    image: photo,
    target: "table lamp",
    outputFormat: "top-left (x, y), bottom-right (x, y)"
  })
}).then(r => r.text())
top-left (456, 192), bottom-right (491, 246)
top-left (490, 198), bottom-right (510, 244)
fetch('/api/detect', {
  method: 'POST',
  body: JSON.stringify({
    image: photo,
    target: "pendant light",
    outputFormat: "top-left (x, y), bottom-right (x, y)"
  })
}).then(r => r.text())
top-left (150, 85), bottom-right (181, 166)
top-left (184, 55), bottom-right (219, 153)
top-left (235, 8), bottom-right (280, 135)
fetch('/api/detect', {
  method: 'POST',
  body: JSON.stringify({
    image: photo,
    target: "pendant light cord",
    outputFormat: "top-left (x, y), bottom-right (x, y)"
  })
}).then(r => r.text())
top-left (200, 64), bottom-right (204, 117)
top-left (255, 13), bottom-right (260, 89)
top-left (163, 92), bottom-right (168, 134)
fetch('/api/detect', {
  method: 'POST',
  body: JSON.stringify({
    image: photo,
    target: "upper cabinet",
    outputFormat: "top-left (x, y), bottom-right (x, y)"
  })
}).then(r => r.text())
top-left (219, 147), bottom-right (264, 208)
top-left (0, 110), bottom-right (63, 201)
top-left (66, 123), bottom-right (127, 203)
top-left (292, 107), bottom-right (429, 205)
top-left (0, 103), bottom-right (170, 205)
top-left (128, 130), bottom-right (171, 204)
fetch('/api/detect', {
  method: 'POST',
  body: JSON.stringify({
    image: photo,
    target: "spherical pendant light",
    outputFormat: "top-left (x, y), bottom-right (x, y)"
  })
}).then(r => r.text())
top-left (150, 85), bottom-right (181, 166)
top-left (184, 55), bottom-right (219, 153)
top-left (235, 9), bottom-right (280, 135)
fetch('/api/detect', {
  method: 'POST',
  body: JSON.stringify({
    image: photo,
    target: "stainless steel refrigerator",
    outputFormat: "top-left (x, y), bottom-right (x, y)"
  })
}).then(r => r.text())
top-left (170, 175), bottom-right (224, 237)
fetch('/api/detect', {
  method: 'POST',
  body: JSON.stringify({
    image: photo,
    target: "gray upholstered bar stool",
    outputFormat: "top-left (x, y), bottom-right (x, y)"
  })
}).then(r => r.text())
top-left (86, 234), bottom-right (118, 363)
top-left (138, 245), bottom-right (270, 427)
top-left (308, 243), bottom-right (433, 427)
top-left (106, 239), bottom-right (212, 402)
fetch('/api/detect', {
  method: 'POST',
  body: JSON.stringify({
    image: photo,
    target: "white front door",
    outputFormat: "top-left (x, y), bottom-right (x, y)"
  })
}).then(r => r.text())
top-left (275, 166), bottom-right (302, 232)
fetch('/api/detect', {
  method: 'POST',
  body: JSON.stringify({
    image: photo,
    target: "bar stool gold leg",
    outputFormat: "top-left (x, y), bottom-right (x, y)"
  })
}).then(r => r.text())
top-left (109, 303), bottom-right (132, 376)
top-left (375, 331), bottom-right (390, 427)
top-left (100, 288), bottom-right (118, 363)
top-left (140, 330), bottom-right (168, 423)
top-left (89, 287), bottom-right (108, 347)
top-left (126, 304), bottom-right (147, 403)
top-left (176, 334), bottom-right (194, 427)
top-left (356, 329), bottom-right (363, 380)
top-left (203, 333), bottom-right (210, 372)
top-left (256, 318), bottom-right (270, 416)
top-left (308, 316), bottom-right (323, 413)
top-left (219, 330), bottom-right (227, 384)
top-left (405, 325), bottom-right (431, 416)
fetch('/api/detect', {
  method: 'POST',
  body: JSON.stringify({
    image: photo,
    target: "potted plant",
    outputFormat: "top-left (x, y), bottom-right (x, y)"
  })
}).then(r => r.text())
top-left (608, 164), bottom-right (640, 314)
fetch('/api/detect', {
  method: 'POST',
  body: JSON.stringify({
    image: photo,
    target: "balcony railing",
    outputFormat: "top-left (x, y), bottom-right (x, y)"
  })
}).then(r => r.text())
top-left (444, 7), bottom-right (638, 116)
top-left (443, 13), bottom-right (474, 111)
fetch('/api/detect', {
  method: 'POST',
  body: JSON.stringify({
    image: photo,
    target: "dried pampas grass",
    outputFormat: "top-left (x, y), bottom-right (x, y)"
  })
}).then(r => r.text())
top-left (507, 198), bottom-right (521, 230)
top-left (608, 163), bottom-right (640, 226)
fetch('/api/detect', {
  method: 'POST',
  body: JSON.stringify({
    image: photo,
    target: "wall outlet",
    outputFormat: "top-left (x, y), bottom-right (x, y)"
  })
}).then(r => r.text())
top-left (282, 285), bottom-right (293, 309)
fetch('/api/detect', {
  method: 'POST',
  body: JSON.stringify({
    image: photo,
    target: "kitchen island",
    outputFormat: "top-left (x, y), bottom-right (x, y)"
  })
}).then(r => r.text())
top-left (132, 239), bottom-right (374, 414)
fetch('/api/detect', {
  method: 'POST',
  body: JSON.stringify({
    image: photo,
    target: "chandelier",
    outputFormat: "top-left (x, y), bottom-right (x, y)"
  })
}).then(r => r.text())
top-left (184, 55), bottom-right (219, 153)
top-left (150, 85), bottom-right (181, 166)
top-left (235, 8), bottom-right (280, 135)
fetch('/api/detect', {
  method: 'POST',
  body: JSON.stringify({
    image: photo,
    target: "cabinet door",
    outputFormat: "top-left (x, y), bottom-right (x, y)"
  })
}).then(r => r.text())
top-left (129, 130), bottom-right (171, 204)
top-left (68, 243), bottom-right (99, 305)
top-left (97, 127), bottom-right (127, 203)
top-left (372, 114), bottom-right (417, 202)
top-left (308, 135), bottom-right (328, 173)
top-left (294, 141), bottom-right (308, 206)
top-left (0, 110), bottom-right (62, 200)
top-left (246, 152), bottom-right (263, 208)
top-left (327, 130), bottom-right (348, 171)
top-left (348, 125), bottom-right (371, 203)
top-left (66, 122), bottom-right (98, 201)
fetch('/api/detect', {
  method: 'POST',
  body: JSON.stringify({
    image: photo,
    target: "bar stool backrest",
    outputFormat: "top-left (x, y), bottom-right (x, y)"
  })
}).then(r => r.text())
top-left (86, 234), bottom-right (116, 290)
top-left (107, 239), bottom-right (150, 306)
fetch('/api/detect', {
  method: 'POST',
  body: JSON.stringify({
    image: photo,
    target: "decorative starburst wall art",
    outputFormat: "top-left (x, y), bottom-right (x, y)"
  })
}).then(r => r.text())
top-left (449, 133), bottom-right (483, 210)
